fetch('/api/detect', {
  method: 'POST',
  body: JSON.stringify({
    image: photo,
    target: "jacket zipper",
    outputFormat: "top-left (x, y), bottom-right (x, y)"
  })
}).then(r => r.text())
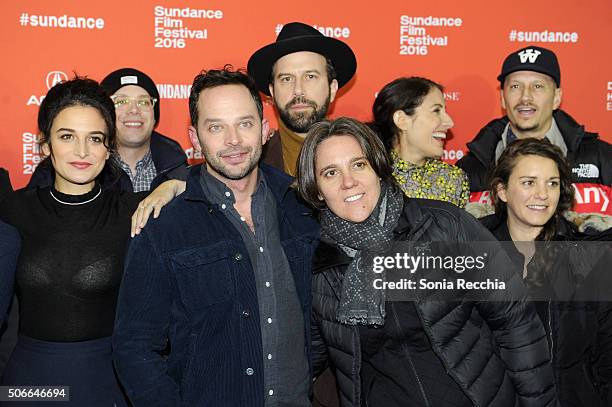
top-left (548, 301), bottom-right (555, 363)
top-left (390, 216), bottom-right (465, 407)
top-left (413, 305), bottom-right (479, 407)
top-left (390, 303), bottom-right (431, 407)
top-left (156, 161), bottom-right (183, 177)
top-left (395, 217), bottom-right (477, 406)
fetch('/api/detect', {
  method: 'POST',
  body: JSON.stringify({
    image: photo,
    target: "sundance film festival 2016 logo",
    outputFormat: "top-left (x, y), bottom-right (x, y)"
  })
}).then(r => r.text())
top-left (399, 15), bottom-right (462, 56)
top-left (26, 71), bottom-right (68, 106)
top-left (153, 6), bottom-right (223, 49)
top-left (22, 131), bottom-right (42, 175)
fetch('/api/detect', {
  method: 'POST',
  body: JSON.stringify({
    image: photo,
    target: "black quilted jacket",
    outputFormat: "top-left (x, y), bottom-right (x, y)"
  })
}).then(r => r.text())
top-left (456, 109), bottom-right (612, 192)
top-left (311, 197), bottom-right (558, 407)
top-left (482, 214), bottom-right (612, 407)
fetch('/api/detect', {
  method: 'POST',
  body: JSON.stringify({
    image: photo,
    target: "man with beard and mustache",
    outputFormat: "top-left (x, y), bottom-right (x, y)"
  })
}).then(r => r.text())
top-left (248, 22), bottom-right (356, 176)
top-left (113, 66), bottom-right (319, 407)
top-left (457, 46), bottom-right (611, 215)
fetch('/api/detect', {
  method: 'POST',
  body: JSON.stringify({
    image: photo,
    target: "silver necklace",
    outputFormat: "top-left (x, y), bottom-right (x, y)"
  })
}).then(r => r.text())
top-left (49, 187), bottom-right (102, 206)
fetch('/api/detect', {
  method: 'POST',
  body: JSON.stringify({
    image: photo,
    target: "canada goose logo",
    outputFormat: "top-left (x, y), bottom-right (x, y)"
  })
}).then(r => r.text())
top-left (518, 49), bottom-right (541, 64)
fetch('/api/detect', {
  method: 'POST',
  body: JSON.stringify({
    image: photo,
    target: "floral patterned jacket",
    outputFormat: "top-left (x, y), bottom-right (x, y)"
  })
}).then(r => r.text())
top-left (391, 151), bottom-right (469, 208)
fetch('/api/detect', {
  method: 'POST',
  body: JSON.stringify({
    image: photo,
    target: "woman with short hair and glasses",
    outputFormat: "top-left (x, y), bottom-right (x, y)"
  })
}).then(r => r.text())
top-left (0, 77), bottom-right (183, 406)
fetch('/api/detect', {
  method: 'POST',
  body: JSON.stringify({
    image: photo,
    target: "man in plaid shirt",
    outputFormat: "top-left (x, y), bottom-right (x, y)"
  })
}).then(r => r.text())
top-left (101, 68), bottom-right (188, 192)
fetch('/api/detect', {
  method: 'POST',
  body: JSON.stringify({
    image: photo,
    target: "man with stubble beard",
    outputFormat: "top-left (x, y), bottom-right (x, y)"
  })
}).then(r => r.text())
top-left (113, 67), bottom-right (319, 407)
top-left (248, 22), bottom-right (357, 176)
top-left (457, 46), bottom-right (611, 215)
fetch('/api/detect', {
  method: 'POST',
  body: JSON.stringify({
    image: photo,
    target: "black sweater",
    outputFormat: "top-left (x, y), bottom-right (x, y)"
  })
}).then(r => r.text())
top-left (0, 185), bottom-right (142, 342)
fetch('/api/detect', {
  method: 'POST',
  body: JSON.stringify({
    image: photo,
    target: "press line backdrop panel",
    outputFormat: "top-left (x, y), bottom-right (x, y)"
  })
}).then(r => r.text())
top-left (1, 0), bottom-right (610, 189)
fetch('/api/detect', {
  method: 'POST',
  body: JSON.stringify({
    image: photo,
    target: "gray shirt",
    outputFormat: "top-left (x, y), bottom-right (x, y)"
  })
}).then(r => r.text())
top-left (199, 166), bottom-right (309, 407)
top-left (495, 118), bottom-right (567, 163)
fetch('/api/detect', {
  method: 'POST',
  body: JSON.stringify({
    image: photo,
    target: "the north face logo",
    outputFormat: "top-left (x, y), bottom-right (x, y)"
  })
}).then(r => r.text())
top-left (518, 49), bottom-right (542, 63)
top-left (572, 163), bottom-right (600, 179)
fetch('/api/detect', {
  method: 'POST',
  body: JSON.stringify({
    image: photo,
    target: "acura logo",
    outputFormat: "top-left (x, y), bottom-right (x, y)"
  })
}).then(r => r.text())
top-left (45, 71), bottom-right (68, 90)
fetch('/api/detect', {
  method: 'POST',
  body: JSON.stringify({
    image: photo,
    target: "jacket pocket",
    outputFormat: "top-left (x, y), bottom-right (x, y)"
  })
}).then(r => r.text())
top-left (170, 243), bottom-right (234, 310)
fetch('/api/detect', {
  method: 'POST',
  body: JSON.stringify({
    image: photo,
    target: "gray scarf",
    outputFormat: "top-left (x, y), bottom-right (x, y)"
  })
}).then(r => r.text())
top-left (320, 182), bottom-right (404, 325)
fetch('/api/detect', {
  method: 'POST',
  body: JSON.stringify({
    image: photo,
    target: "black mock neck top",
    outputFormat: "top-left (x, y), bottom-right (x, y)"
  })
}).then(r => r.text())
top-left (0, 184), bottom-right (142, 342)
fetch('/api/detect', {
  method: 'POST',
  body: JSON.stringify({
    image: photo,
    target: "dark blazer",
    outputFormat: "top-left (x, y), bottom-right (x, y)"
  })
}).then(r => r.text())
top-left (112, 164), bottom-right (319, 407)
top-left (312, 198), bottom-right (557, 406)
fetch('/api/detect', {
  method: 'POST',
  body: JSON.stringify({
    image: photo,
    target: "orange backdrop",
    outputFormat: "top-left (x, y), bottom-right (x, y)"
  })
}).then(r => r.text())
top-left (1, 0), bottom-right (610, 189)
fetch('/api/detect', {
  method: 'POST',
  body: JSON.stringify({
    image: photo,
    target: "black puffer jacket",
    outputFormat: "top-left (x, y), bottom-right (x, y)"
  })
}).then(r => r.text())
top-left (482, 214), bottom-right (612, 406)
top-left (457, 110), bottom-right (612, 192)
top-left (312, 197), bottom-right (557, 407)
top-left (27, 130), bottom-right (188, 191)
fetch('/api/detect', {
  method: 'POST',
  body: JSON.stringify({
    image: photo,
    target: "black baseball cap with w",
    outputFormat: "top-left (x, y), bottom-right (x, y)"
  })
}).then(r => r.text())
top-left (498, 45), bottom-right (561, 87)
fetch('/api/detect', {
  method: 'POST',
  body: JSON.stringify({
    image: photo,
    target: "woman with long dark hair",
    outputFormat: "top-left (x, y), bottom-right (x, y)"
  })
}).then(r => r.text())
top-left (297, 117), bottom-right (557, 406)
top-left (484, 138), bottom-right (612, 406)
top-left (0, 77), bottom-right (182, 406)
top-left (370, 77), bottom-right (469, 207)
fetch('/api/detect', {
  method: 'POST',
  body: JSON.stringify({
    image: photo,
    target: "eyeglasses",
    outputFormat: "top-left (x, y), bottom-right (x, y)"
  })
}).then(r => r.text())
top-left (111, 95), bottom-right (157, 111)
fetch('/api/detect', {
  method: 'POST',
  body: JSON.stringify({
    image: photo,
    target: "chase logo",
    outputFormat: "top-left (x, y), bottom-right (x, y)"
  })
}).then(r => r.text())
top-left (572, 163), bottom-right (600, 179)
top-left (45, 71), bottom-right (68, 90)
top-left (518, 49), bottom-right (541, 64)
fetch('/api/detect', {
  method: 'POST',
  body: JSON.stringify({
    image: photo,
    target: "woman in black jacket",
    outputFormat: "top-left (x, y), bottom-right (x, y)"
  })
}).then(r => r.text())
top-left (483, 137), bottom-right (612, 406)
top-left (296, 117), bottom-right (557, 407)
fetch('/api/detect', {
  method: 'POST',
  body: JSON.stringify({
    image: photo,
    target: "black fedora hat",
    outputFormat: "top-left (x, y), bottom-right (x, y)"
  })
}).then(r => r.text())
top-left (247, 22), bottom-right (356, 96)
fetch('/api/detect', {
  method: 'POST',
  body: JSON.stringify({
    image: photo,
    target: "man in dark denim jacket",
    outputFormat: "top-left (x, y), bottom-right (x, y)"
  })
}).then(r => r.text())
top-left (113, 67), bottom-right (319, 407)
